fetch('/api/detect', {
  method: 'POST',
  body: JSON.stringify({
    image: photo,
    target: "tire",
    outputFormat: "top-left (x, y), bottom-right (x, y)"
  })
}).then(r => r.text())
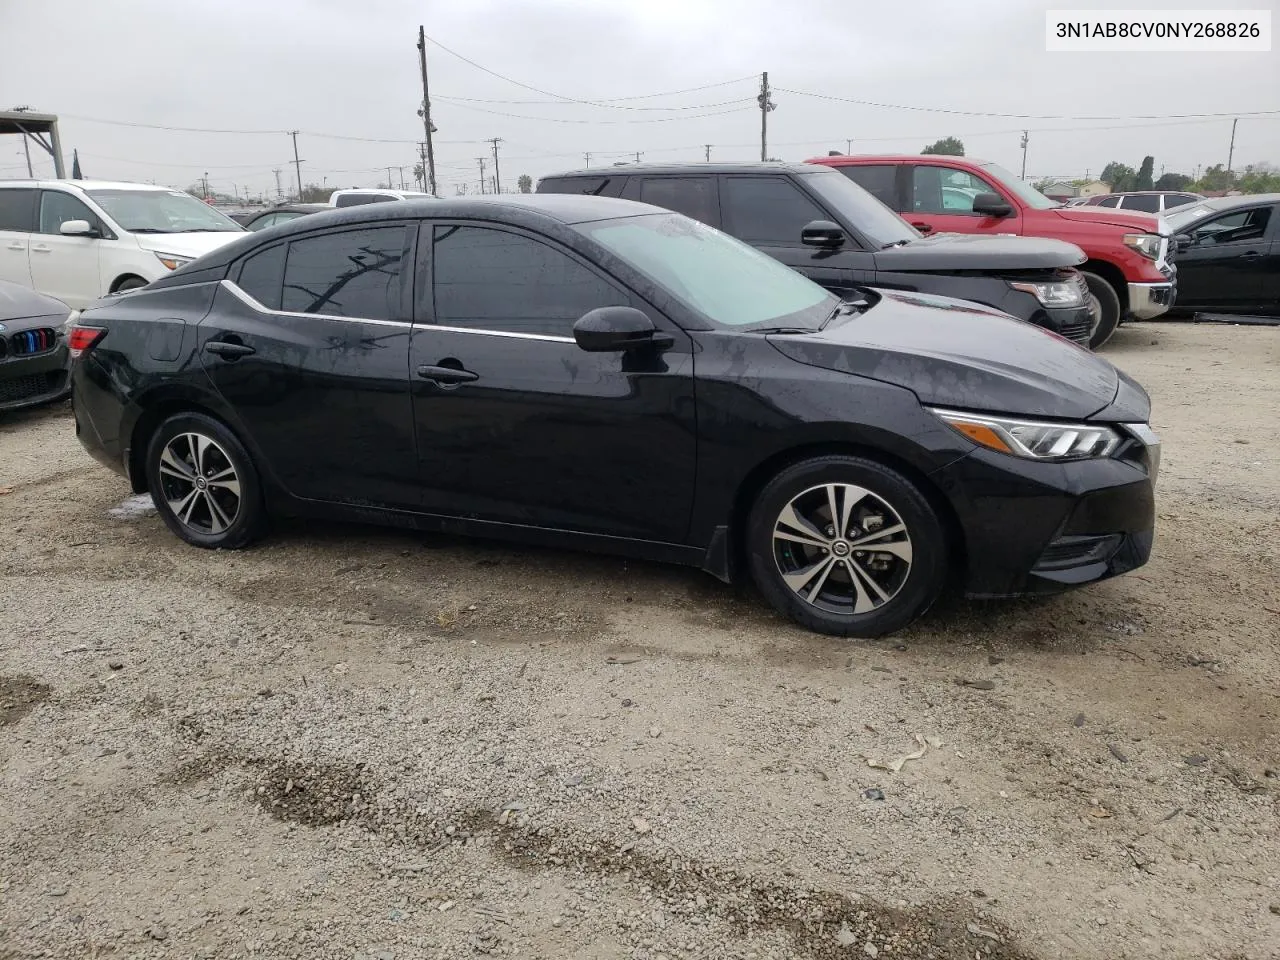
top-left (113, 276), bottom-right (148, 293)
top-left (745, 455), bottom-right (948, 638)
top-left (1083, 271), bottom-right (1122, 349)
top-left (145, 412), bottom-right (265, 549)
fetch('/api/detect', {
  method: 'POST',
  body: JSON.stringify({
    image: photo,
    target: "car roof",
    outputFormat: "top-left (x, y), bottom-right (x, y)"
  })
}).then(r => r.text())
top-left (1111, 190), bottom-right (1203, 197)
top-left (543, 161), bottom-right (826, 179)
top-left (1179, 192), bottom-right (1280, 212)
top-left (0, 179), bottom-right (178, 192)
top-left (809, 155), bottom-right (994, 165)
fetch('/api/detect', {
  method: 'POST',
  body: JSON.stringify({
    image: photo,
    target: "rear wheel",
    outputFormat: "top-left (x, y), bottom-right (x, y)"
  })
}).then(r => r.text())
top-left (1083, 271), bottom-right (1121, 349)
top-left (145, 412), bottom-right (265, 549)
top-left (746, 455), bottom-right (948, 638)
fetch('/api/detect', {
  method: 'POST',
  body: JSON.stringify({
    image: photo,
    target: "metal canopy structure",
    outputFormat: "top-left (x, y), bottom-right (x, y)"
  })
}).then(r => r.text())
top-left (0, 110), bottom-right (65, 178)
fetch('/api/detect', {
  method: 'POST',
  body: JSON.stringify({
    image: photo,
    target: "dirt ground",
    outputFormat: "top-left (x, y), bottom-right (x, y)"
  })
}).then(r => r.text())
top-left (1, 321), bottom-right (1278, 960)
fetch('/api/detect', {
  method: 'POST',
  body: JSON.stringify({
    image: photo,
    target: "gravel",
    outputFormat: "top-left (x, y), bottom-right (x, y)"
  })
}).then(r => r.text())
top-left (2, 322), bottom-right (1279, 959)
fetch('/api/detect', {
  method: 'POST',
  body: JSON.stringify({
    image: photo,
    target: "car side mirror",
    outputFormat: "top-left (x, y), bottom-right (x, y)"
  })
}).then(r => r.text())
top-left (1175, 234), bottom-right (1192, 252)
top-left (972, 193), bottom-right (1013, 218)
top-left (801, 220), bottom-right (846, 248)
top-left (573, 306), bottom-right (673, 352)
top-left (59, 219), bottom-right (98, 237)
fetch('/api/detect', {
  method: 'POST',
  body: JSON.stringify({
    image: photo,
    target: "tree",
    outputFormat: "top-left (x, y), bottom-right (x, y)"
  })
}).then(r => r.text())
top-left (1134, 156), bottom-right (1155, 191)
top-left (1237, 164), bottom-right (1280, 194)
top-left (298, 183), bottom-right (329, 202)
top-left (1154, 172), bottom-right (1192, 191)
top-left (1195, 164), bottom-right (1237, 192)
top-left (1100, 161), bottom-right (1136, 192)
top-left (413, 163), bottom-right (426, 191)
top-left (517, 174), bottom-right (533, 194)
top-left (922, 137), bottom-right (964, 156)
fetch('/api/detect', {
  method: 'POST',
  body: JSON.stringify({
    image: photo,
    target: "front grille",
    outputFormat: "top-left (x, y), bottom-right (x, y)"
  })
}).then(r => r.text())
top-left (0, 371), bottom-right (65, 403)
top-left (0, 337), bottom-right (6, 359)
top-left (7, 327), bottom-right (59, 357)
top-left (1059, 320), bottom-right (1092, 345)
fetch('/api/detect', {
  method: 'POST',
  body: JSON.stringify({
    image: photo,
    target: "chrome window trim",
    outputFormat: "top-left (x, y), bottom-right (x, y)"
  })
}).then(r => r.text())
top-left (427, 324), bottom-right (576, 344)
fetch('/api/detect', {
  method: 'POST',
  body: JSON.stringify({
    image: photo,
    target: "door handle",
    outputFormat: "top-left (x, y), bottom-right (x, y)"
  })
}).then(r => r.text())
top-left (910, 222), bottom-right (934, 234)
top-left (1239, 251), bottom-right (1262, 259)
top-left (31, 244), bottom-right (51, 253)
top-left (417, 364), bottom-right (478, 386)
top-left (203, 340), bottom-right (256, 359)
top-left (6, 242), bottom-right (24, 251)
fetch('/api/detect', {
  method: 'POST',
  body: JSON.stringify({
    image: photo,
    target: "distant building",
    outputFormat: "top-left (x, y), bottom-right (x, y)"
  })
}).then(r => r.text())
top-left (1078, 180), bottom-right (1110, 197)
top-left (1040, 180), bottom-right (1110, 201)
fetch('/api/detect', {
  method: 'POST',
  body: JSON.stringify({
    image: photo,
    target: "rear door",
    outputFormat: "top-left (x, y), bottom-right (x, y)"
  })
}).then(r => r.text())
top-left (29, 190), bottom-right (105, 307)
top-left (905, 163), bottom-right (1024, 236)
top-left (0, 187), bottom-right (35, 288)
top-left (199, 223), bottom-right (420, 507)
top-left (1175, 204), bottom-right (1274, 310)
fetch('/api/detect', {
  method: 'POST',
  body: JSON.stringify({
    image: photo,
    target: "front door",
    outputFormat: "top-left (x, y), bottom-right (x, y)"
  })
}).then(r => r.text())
top-left (410, 221), bottom-right (697, 543)
top-left (197, 223), bottom-right (420, 508)
top-left (905, 163), bottom-right (1024, 237)
top-left (29, 190), bottom-right (104, 307)
top-left (1175, 204), bottom-right (1274, 311)
top-left (0, 187), bottom-right (36, 288)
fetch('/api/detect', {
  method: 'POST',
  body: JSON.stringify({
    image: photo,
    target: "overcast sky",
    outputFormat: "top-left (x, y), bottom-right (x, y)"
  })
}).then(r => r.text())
top-left (1, 0), bottom-right (1277, 200)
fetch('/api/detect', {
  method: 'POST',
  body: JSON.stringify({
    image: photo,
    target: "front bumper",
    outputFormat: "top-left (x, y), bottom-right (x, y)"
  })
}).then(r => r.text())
top-left (933, 438), bottom-right (1157, 598)
top-left (1127, 281), bottom-right (1175, 320)
top-left (1030, 303), bottom-right (1096, 346)
top-left (0, 343), bottom-right (71, 411)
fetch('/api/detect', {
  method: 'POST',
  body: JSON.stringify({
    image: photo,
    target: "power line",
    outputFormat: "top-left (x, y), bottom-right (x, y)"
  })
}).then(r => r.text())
top-left (437, 101), bottom-right (755, 124)
top-left (435, 94), bottom-right (756, 112)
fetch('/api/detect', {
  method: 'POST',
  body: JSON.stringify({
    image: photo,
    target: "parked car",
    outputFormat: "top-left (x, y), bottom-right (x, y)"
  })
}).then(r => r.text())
top-left (1161, 193), bottom-right (1280, 315)
top-left (538, 163), bottom-right (1097, 346)
top-left (329, 188), bottom-right (433, 208)
top-left (0, 280), bottom-right (70, 411)
top-left (0, 180), bottom-right (245, 308)
top-left (69, 195), bottom-right (1158, 638)
top-left (1074, 191), bottom-right (1204, 214)
top-left (239, 203), bottom-right (330, 231)
top-left (811, 156), bottom-right (1177, 347)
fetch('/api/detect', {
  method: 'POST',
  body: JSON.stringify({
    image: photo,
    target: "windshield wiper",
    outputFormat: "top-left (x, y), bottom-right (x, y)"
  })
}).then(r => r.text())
top-left (881, 239), bottom-right (912, 249)
top-left (182, 228), bottom-right (237, 232)
top-left (126, 227), bottom-right (174, 234)
top-left (751, 326), bottom-right (816, 335)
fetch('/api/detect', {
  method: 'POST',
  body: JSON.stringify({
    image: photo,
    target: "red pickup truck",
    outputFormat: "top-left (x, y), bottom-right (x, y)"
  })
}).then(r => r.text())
top-left (809, 155), bottom-right (1176, 348)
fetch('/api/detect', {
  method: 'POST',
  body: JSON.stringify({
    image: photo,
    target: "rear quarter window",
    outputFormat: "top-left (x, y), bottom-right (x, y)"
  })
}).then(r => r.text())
top-left (836, 165), bottom-right (900, 209)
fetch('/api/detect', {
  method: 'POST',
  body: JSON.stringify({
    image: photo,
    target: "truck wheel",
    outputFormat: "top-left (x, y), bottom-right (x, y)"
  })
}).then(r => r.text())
top-left (1083, 272), bottom-right (1121, 349)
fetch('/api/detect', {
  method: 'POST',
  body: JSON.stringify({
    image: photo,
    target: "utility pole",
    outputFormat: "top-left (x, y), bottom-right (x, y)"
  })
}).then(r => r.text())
top-left (1020, 130), bottom-right (1029, 180)
top-left (418, 143), bottom-right (428, 191)
top-left (289, 130), bottom-right (303, 199)
top-left (583, 151), bottom-right (592, 168)
top-left (476, 157), bottom-right (486, 195)
top-left (417, 26), bottom-right (438, 196)
top-left (846, 138), bottom-right (852, 155)
top-left (398, 166), bottom-right (406, 190)
top-left (21, 135), bottom-right (32, 176)
top-left (634, 151), bottom-right (643, 163)
top-left (273, 168), bottom-right (283, 201)
top-left (201, 171), bottom-right (209, 199)
top-left (704, 144), bottom-right (712, 162)
top-left (1227, 117), bottom-right (1238, 172)
top-left (488, 137), bottom-right (503, 194)
top-left (757, 71), bottom-right (775, 162)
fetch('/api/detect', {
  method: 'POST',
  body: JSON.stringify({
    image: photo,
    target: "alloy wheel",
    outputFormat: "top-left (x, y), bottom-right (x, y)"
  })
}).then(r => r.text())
top-left (772, 483), bottom-right (913, 615)
top-left (157, 432), bottom-right (242, 535)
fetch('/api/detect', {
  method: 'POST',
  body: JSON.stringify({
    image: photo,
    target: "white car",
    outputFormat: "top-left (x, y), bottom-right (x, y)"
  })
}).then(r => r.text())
top-left (328, 187), bottom-right (434, 208)
top-left (0, 180), bottom-right (245, 308)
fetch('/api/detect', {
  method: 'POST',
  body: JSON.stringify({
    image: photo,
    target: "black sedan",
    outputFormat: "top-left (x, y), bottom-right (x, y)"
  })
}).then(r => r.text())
top-left (0, 281), bottom-right (71, 411)
top-left (1163, 193), bottom-right (1280, 316)
top-left (69, 196), bottom-right (1159, 637)
top-left (237, 203), bottom-right (330, 232)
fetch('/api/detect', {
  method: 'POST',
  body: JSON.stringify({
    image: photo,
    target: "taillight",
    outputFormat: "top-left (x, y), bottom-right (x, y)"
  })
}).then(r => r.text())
top-left (67, 325), bottom-right (106, 359)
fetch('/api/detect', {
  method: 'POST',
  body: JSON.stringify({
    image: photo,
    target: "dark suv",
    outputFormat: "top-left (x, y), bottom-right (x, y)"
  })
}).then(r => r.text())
top-left (538, 163), bottom-right (1097, 345)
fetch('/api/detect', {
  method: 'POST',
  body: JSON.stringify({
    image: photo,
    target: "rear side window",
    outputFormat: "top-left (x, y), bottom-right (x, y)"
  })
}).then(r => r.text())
top-left (720, 176), bottom-right (825, 245)
top-left (281, 226), bottom-right (408, 320)
top-left (538, 176), bottom-right (612, 196)
top-left (0, 188), bottom-right (36, 232)
top-left (236, 244), bottom-right (286, 309)
top-left (1096, 196), bottom-right (1122, 208)
top-left (837, 165), bottom-right (899, 209)
top-left (1124, 194), bottom-right (1160, 213)
top-left (1166, 194), bottom-right (1199, 209)
top-left (334, 193), bottom-right (397, 208)
top-left (637, 177), bottom-right (716, 225)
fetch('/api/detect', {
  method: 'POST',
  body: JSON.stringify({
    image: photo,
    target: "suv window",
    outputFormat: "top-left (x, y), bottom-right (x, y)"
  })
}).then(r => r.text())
top-left (0, 188), bottom-right (36, 232)
top-left (334, 193), bottom-right (397, 208)
top-left (1166, 194), bottom-right (1199, 209)
top-left (911, 166), bottom-right (997, 214)
top-left (637, 177), bottom-right (716, 225)
top-left (837, 165), bottom-right (899, 209)
top-left (280, 227), bottom-right (407, 320)
top-left (1124, 194), bottom-right (1161, 213)
top-left (1096, 195), bottom-right (1122, 208)
top-left (720, 176), bottom-right (825, 244)
top-left (538, 176), bottom-right (611, 196)
top-left (1189, 207), bottom-right (1272, 246)
top-left (38, 191), bottom-right (99, 235)
top-left (432, 225), bottom-right (629, 337)
top-left (236, 243), bottom-right (287, 309)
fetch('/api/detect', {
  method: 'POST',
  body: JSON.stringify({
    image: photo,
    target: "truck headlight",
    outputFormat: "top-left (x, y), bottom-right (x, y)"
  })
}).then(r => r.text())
top-left (930, 408), bottom-right (1121, 461)
top-left (1122, 234), bottom-right (1162, 261)
top-left (1008, 278), bottom-right (1085, 308)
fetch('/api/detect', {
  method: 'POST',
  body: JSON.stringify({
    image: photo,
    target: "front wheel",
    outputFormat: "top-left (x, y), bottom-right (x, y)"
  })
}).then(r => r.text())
top-left (1083, 272), bottom-right (1122, 350)
top-left (145, 412), bottom-right (266, 549)
top-left (746, 455), bottom-right (949, 638)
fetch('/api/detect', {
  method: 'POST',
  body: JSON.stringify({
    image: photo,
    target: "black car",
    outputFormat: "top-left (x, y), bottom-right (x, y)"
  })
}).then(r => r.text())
top-left (538, 163), bottom-right (1098, 345)
top-left (69, 195), bottom-right (1158, 637)
top-left (238, 203), bottom-right (330, 232)
top-left (1162, 194), bottom-right (1280, 316)
top-left (0, 281), bottom-right (71, 411)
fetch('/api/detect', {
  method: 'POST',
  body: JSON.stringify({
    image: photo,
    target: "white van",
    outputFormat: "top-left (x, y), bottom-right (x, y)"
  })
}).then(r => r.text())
top-left (0, 180), bottom-right (245, 308)
top-left (328, 187), bottom-right (434, 208)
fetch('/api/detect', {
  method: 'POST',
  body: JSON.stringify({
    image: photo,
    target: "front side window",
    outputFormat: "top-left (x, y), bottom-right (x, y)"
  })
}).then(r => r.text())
top-left (0, 188), bottom-right (37, 232)
top-left (281, 227), bottom-right (407, 320)
top-left (39, 192), bottom-right (100, 235)
top-left (975, 162), bottom-right (1061, 209)
top-left (431, 226), bottom-right (629, 337)
top-left (579, 213), bottom-right (835, 331)
top-left (911, 166), bottom-right (997, 214)
top-left (1188, 207), bottom-right (1273, 246)
top-left (720, 176), bottom-right (826, 245)
top-left (638, 178), bottom-right (716, 225)
top-left (86, 189), bottom-right (243, 234)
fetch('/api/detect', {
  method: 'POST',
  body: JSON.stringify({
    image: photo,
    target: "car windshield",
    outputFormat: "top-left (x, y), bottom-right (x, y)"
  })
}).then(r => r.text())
top-left (978, 163), bottom-right (1061, 210)
top-left (802, 170), bottom-right (918, 247)
top-left (1163, 203), bottom-right (1216, 232)
top-left (581, 213), bottom-right (838, 331)
top-left (87, 189), bottom-right (244, 233)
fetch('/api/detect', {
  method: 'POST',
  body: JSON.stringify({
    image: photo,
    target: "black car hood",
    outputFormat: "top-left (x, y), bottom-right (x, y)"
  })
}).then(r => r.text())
top-left (769, 289), bottom-right (1126, 421)
top-left (873, 233), bottom-right (1085, 272)
top-left (0, 281), bottom-right (68, 324)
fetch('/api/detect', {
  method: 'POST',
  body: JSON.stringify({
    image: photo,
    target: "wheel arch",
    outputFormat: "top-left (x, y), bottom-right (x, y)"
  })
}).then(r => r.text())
top-left (109, 273), bottom-right (150, 294)
top-left (124, 386), bottom-right (240, 494)
top-left (1080, 259), bottom-right (1127, 312)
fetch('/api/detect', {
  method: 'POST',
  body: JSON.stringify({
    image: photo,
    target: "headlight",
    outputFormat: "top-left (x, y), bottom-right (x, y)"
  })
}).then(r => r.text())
top-left (1008, 277), bottom-right (1085, 308)
top-left (1122, 234), bottom-right (1162, 261)
top-left (154, 252), bottom-right (192, 271)
top-left (930, 408), bottom-right (1121, 461)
